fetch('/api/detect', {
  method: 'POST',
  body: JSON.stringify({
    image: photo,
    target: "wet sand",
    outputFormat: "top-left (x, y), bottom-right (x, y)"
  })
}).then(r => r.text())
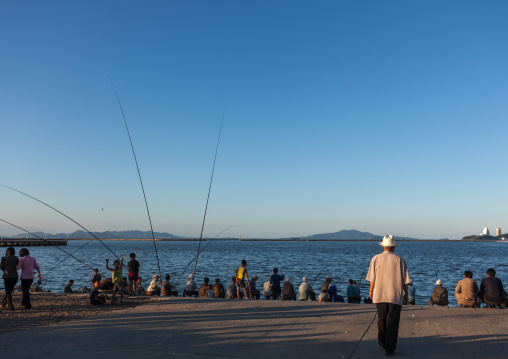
top-left (0, 292), bottom-right (157, 334)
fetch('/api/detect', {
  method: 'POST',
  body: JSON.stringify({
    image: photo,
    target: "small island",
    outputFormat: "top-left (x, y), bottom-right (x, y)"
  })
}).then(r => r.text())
top-left (462, 227), bottom-right (507, 241)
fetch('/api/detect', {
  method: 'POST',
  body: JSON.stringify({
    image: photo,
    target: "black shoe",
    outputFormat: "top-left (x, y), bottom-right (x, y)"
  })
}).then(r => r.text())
top-left (385, 351), bottom-right (395, 357)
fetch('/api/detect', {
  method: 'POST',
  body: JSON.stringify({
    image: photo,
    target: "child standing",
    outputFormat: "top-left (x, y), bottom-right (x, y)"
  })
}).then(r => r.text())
top-left (127, 253), bottom-right (140, 295)
top-left (106, 254), bottom-right (125, 304)
top-left (235, 260), bottom-right (250, 299)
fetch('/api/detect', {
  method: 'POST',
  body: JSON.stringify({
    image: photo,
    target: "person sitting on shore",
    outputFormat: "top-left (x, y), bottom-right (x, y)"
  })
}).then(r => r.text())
top-left (263, 277), bottom-right (273, 300)
top-left (64, 280), bottom-right (75, 293)
top-left (428, 279), bottom-right (449, 306)
top-left (407, 280), bottom-right (415, 305)
top-left (298, 277), bottom-right (316, 301)
top-left (161, 274), bottom-right (178, 297)
top-left (105, 254), bottom-right (125, 305)
top-left (213, 277), bottom-right (225, 298)
top-left (321, 275), bottom-right (332, 292)
top-left (146, 275), bottom-right (162, 296)
top-left (136, 277), bottom-right (146, 295)
top-left (328, 282), bottom-right (343, 302)
top-left (227, 276), bottom-right (239, 298)
top-left (183, 274), bottom-right (198, 297)
top-left (91, 269), bottom-right (102, 288)
top-left (30, 280), bottom-right (45, 292)
top-left (235, 260), bottom-right (250, 299)
top-left (347, 279), bottom-right (356, 303)
top-left (247, 275), bottom-right (260, 300)
top-left (270, 268), bottom-right (285, 300)
top-left (480, 268), bottom-right (506, 308)
top-left (455, 271), bottom-right (479, 308)
top-left (318, 288), bottom-right (329, 302)
top-left (283, 278), bottom-right (296, 301)
top-left (127, 253), bottom-right (140, 295)
top-left (199, 277), bottom-right (210, 298)
top-left (353, 280), bottom-right (361, 303)
top-left (90, 287), bottom-right (110, 305)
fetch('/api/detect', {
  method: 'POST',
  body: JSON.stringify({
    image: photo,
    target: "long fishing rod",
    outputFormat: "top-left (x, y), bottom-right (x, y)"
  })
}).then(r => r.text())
top-left (110, 77), bottom-right (161, 279)
top-left (193, 115), bottom-right (224, 273)
top-left (0, 218), bottom-right (94, 271)
top-left (39, 225), bottom-right (118, 282)
top-left (0, 184), bottom-right (122, 263)
top-left (175, 226), bottom-right (233, 284)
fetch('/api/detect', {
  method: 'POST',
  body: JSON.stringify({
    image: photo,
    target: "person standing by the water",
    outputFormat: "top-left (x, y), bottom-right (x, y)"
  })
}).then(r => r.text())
top-left (428, 280), bottom-right (449, 306)
top-left (270, 268), bottom-right (285, 300)
top-left (127, 253), bottom-right (140, 295)
top-left (347, 279), bottom-right (356, 303)
top-left (406, 280), bottom-right (415, 305)
top-left (16, 248), bottom-right (41, 309)
top-left (366, 235), bottom-right (410, 357)
top-left (235, 260), bottom-right (250, 299)
top-left (0, 247), bottom-right (19, 310)
top-left (106, 254), bottom-right (125, 304)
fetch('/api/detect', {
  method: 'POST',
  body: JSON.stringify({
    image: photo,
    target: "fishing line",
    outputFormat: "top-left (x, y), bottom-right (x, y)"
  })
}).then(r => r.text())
top-left (110, 77), bottom-right (161, 278)
top-left (39, 225), bottom-right (118, 282)
top-left (175, 225), bottom-right (233, 284)
top-left (0, 184), bottom-right (122, 263)
top-left (0, 218), bottom-right (94, 271)
top-left (193, 114), bottom-right (224, 273)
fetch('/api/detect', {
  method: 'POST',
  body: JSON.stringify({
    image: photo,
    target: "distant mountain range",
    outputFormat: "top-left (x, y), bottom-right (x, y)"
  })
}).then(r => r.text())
top-left (5, 229), bottom-right (433, 240)
top-left (7, 230), bottom-right (180, 240)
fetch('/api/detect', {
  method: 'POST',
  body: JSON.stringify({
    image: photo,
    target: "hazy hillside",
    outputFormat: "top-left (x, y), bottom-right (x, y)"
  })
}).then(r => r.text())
top-left (10, 230), bottom-right (181, 239)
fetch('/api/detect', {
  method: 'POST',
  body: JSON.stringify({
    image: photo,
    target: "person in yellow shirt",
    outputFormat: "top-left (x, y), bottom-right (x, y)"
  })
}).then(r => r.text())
top-left (235, 260), bottom-right (250, 299)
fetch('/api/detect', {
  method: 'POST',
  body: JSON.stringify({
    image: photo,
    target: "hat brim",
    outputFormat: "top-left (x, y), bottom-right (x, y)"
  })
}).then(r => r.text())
top-left (379, 242), bottom-right (398, 246)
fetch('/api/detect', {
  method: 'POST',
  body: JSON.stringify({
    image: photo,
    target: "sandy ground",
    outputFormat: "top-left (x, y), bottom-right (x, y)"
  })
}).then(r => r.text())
top-left (0, 292), bottom-right (157, 334)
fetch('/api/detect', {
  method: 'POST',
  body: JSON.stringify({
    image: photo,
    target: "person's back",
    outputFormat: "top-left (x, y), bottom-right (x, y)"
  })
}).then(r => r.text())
top-left (213, 281), bottom-right (225, 298)
top-left (199, 283), bottom-right (209, 298)
top-left (282, 281), bottom-right (295, 300)
top-left (318, 290), bottom-right (329, 302)
top-left (64, 282), bottom-right (74, 293)
top-left (481, 276), bottom-right (503, 302)
top-left (161, 279), bottom-right (171, 296)
top-left (227, 279), bottom-right (237, 298)
top-left (455, 277), bottom-right (479, 306)
top-left (263, 280), bottom-right (272, 299)
top-left (347, 283), bottom-right (356, 303)
top-left (185, 278), bottom-right (197, 292)
top-left (328, 284), bottom-right (339, 302)
top-left (430, 284), bottom-right (449, 306)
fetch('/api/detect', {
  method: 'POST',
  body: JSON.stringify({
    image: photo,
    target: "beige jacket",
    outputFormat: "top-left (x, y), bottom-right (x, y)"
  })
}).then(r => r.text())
top-left (455, 278), bottom-right (479, 301)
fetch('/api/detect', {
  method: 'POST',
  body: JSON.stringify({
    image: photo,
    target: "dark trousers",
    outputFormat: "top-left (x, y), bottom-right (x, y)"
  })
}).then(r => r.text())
top-left (183, 290), bottom-right (198, 297)
top-left (21, 278), bottom-right (33, 308)
top-left (2, 277), bottom-right (18, 309)
top-left (272, 286), bottom-right (281, 300)
top-left (376, 303), bottom-right (402, 354)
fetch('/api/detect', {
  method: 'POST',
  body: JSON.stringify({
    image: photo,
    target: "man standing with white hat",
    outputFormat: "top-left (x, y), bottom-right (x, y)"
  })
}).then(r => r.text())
top-left (366, 235), bottom-right (410, 356)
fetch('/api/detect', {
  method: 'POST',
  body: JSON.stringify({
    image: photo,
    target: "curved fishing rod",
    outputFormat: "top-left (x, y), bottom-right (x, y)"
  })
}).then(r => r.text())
top-left (175, 226), bottom-right (233, 284)
top-left (193, 115), bottom-right (224, 273)
top-left (0, 184), bottom-right (122, 263)
top-left (0, 218), bottom-right (94, 271)
top-left (110, 77), bottom-right (162, 279)
top-left (281, 260), bottom-right (300, 277)
top-left (39, 225), bottom-right (118, 282)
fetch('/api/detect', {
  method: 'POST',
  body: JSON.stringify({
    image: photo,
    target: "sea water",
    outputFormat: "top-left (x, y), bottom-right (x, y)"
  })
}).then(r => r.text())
top-left (1, 240), bottom-right (507, 306)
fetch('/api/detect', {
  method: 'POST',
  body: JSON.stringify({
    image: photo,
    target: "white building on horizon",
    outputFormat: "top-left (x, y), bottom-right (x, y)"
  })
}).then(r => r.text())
top-left (482, 227), bottom-right (490, 236)
top-left (496, 228), bottom-right (501, 237)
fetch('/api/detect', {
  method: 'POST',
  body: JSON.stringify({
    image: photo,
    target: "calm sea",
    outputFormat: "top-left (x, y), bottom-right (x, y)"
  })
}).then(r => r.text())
top-left (1, 240), bottom-right (507, 306)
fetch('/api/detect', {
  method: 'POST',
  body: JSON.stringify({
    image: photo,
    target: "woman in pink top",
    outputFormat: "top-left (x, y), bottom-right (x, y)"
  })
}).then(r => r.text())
top-left (16, 248), bottom-right (41, 309)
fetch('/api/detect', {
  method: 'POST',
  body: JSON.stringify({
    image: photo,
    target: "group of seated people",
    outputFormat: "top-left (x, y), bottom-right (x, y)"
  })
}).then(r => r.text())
top-left (428, 268), bottom-right (507, 308)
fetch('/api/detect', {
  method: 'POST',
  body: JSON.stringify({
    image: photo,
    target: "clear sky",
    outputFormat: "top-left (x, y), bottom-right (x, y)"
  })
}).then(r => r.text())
top-left (1, 1), bottom-right (507, 239)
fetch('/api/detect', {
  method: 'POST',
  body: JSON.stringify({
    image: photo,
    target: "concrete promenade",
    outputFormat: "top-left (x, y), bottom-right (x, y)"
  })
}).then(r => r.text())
top-left (1, 298), bottom-right (507, 358)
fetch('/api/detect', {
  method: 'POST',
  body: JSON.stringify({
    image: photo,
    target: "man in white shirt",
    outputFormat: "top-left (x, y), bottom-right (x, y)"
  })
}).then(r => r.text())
top-left (366, 235), bottom-right (410, 356)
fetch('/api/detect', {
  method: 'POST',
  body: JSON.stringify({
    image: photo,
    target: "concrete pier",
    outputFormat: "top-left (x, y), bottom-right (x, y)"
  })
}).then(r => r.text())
top-left (0, 238), bottom-right (67, 247)
top-left (1, 298), bottom-right (507, 358)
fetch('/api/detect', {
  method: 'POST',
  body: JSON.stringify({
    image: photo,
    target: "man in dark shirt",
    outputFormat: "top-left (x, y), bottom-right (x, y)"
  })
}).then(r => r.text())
top-left (270, 268), bottom-right (285, 300)
top-left (480, 268), bottom-right (506, 308)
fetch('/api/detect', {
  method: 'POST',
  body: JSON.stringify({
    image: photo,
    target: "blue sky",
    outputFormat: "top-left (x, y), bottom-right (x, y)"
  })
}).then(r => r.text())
top-left (1, 1), bottom-right (507, 239)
